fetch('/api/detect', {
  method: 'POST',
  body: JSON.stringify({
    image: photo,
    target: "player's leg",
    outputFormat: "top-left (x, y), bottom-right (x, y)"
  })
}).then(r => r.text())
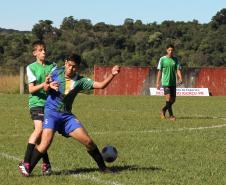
top-left (168, 87), bottom-right (176, 121)
top-left (27, 107), bottom-right (51, 173)
top-left (29, 128), bottom-right (55, 174)
top-left (29, 108), bottom-right (57, 175)
top-left (19, 107), bottom-right (51, 176)
top-left (69, 127), bottom-right (109, 172)
top-left (23, 120), bottom-right (42, 163)
top-left (62, 115), bottom-right (109, 172)
top-left (18, 120), bottom-right (49, 177)
top-left (161, 87), bottom-right (171, 119)
top-left (35, 136), bottom-right (51, 175)
top-left (167, 95), bottom-right (174, 118)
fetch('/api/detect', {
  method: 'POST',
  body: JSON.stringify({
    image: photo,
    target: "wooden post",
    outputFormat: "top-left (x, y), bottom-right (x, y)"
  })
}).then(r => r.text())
top-left (20, 66), bottom-right (24, 94)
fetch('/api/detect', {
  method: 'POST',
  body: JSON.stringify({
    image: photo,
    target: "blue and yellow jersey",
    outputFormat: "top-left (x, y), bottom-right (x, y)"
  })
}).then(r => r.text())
top-left (45, 67), bottom-right (94, 113)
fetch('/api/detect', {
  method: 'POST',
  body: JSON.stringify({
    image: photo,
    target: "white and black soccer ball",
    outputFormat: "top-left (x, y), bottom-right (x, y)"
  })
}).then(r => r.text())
top-left (101, 145), bottom-right (118, 163)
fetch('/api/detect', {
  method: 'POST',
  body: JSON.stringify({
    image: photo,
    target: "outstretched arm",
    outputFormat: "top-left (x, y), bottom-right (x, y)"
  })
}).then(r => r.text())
top-left (93, 65), bottom-right (120, 89)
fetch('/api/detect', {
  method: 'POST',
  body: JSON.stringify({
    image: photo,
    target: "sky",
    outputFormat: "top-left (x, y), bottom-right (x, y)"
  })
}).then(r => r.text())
top-left (1, 0), bottom-right (226, 31)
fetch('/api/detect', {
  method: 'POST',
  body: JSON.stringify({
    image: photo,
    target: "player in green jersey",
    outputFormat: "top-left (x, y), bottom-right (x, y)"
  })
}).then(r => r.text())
top-left (156, 44), bottom-right (182, 121)
top-left (18, 40), bottom-right (56, 176)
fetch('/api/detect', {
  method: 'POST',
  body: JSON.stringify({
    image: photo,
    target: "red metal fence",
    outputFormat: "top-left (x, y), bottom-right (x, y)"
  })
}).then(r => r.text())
top-left (94, 66), bottom-right (149, 95)
top-left (195, 68), bottom-right (226, 96)
top-left (94, 66), bottom-right (226, 96)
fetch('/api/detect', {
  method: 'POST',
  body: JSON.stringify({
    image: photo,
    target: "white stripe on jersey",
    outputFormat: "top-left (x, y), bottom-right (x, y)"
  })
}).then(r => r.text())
top-left (26, 66), bottom-right (36, 83)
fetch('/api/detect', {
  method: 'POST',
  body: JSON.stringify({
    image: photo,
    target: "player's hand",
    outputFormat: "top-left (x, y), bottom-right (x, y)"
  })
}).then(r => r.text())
top-left (45, 75), bottom-right (53, 84)
top-left (45, 75), bottom-right (50, 83)
top-left (43, 82), bottom-right (50, 91)
top-left (50, 81), bottom-right (59, 91)
top-left (156, 83), bottom-right (161, 90)
top-left (177, 79), bottom-right (183, 86)
top-left (111, 65), bottom-right (120, 76)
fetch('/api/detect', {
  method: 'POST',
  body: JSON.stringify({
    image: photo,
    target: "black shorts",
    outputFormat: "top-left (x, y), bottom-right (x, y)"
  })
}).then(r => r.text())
top-left (30, 106), bottom-right (44, 121)
top-left (163, 86), bottom-right (176, 97)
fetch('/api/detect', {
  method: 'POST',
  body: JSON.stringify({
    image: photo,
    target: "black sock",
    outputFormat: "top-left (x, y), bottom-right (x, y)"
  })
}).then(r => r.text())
top-left (30, 148), bottom-right (44, 173)
top-left (42, 152), bottom-right (50, 164)
top-left (166, 101), bottom-right (173, 116)
top-left (87, 146), bottom-right (106, 171)
top-left (24, 143), bottom-right (35, 163)
top-left (162, 103), bottom-right (168, 113)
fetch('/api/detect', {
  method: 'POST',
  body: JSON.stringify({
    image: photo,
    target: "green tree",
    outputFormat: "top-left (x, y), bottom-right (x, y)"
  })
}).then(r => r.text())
top-left (60, 16), bottom-right (78, 30)
top-left (211, 8), bottom-right (226, 29)
top-left (32, 20), bottom-right (56, 40)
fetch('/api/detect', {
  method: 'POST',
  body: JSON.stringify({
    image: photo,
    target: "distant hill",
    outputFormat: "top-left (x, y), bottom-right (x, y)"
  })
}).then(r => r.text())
top-left (0, 27), bottom-right (29, 34)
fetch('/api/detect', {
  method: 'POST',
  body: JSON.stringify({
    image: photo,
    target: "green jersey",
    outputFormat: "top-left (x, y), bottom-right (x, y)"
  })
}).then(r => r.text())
top-left (157, 56), bottom-right (180, 86)
top-left (26, 60), bottom-right (57, 108)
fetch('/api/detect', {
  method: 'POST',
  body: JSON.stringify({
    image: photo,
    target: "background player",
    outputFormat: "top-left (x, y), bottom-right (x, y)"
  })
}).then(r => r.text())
top-left (156, 44), bottom-right (182, 121)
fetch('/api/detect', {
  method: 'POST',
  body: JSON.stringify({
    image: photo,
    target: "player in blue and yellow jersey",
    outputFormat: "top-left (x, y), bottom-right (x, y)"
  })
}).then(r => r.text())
top-left (27, 54), bottom-right (120, 175)
top-left (18, 40), bottom-right (56, 176)
top-left (156, 44), bottom-right (182, 121)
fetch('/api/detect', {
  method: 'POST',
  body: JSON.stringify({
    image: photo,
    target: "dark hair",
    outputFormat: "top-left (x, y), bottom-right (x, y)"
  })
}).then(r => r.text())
top-left (166, 44), bottom-right (175, 49)
top-left (32, 40), bottom-right (46, 51)
top-left (65, 54), bottom-right (81, 65)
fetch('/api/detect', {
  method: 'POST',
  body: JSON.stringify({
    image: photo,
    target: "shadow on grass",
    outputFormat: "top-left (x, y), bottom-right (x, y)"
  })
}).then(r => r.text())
top-left (52, 164), bottom-right (164, 176)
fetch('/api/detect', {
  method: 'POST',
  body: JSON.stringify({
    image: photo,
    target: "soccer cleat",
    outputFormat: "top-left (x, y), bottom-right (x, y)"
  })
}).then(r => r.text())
top-left (18, 161), bottom-right (30, 177)
top-left (160, 111), bottom-right (166, 119)
top-left (41, 163), bottom-right (52, 176)
top-left (169, 116), bottom-right (176, 121)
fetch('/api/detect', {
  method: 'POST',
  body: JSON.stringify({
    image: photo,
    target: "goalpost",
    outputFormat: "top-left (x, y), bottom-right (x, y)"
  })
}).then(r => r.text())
top-left (20, 66), bottom-right (25, 94)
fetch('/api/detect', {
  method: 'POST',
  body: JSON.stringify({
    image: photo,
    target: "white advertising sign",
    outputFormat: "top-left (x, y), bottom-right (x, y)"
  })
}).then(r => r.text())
top-left (150, 88), bottom-right (209, 96)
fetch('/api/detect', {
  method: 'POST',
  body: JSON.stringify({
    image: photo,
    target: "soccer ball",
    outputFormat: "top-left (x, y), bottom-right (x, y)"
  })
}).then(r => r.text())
top-left (101, 145), bottom-right (118, 163)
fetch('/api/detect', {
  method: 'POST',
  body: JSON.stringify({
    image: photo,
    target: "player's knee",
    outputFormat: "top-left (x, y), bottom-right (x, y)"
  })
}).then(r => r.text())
top-left (85, 138), bottom-right (95, 149)
top-left (171, 99), bottom-right (176, 104)
top-left (38, 139), bottom-right (51, 152)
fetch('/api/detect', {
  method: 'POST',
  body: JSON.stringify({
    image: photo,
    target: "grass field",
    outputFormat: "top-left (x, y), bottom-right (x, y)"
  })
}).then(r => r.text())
top-left (0, 94), bottom-right (226, 185)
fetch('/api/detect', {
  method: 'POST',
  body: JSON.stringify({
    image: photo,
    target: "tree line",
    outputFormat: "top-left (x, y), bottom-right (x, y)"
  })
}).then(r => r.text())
top-left (0, 8), bottom-right (226, 72)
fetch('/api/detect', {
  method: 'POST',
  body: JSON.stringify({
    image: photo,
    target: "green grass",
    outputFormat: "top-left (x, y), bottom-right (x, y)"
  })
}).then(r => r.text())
top-left (0, 94), bottom-right (226, 185)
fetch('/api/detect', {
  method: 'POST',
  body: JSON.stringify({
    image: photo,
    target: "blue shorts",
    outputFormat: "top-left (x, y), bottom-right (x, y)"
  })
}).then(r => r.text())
top-left (43, 108), bottom-right (83, 137)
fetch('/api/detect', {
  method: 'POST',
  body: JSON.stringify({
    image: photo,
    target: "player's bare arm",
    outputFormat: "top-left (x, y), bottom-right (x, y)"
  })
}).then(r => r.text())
top-left (28, 82), bottom-right (48, 93)
top-left (93, 65), bottom-right (120, 89)
top-left (156, 70), bottom-right (162, 90)
top-left (177, 70), bottom-right (183, 84)
top-left (28, 76), bottom-right (51, 93)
